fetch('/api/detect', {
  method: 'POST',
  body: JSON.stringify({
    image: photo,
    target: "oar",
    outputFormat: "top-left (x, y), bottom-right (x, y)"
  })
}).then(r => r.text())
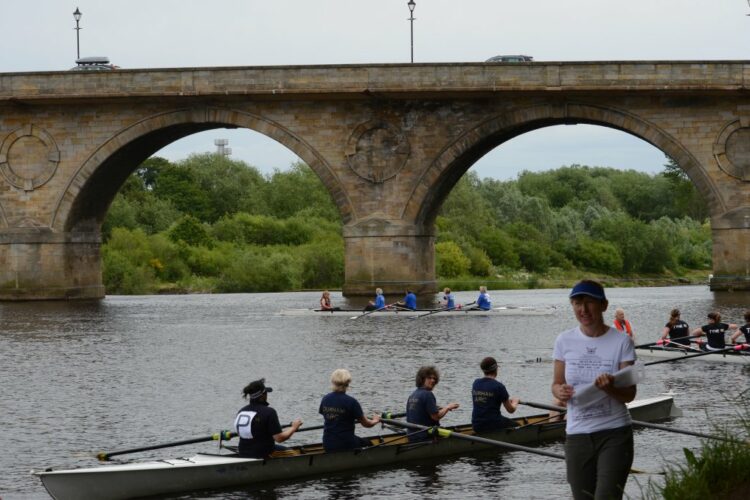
top-left (643, 344), bottom-right (748, 366)
top-left (97, 431), bottom-right (236, 461)
top-left (416, 306), bottom-right (455, 319)
top-left (289, 411), bottom-right (407, 433)
top-left (350, 301), bottom-right (399, 320)
top-left (635, 335), bottom-right (699, 349)
top-left (380, 417), bottom-right (565, 459)
top-left (518, 401), bottom-right (736, 443)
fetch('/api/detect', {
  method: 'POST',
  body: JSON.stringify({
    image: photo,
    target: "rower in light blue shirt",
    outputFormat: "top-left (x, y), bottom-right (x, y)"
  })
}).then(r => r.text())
top-left (476, 286), bottom-right (492, 311)
top-left (442, 288), bottom-right (455, 310)
top-left (399, 290), bottom-right (417, 310)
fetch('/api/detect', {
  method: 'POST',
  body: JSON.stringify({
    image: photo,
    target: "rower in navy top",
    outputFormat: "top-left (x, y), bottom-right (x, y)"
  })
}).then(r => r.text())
top-left (730, 310), bottom-right (750, 345)
top-left (406, 366), bottom-right (459, 442)
top-left (692, 312), bottom-right (738, 350)
top-left (233, 378), bottom-right (302, 458)
top-left (660, 308), bottom-right (691, 347)
top-left (476, 286), bottom-right (492, 311)
top-left (442, 287), bottom-right (455, 310)
top-left (471, 356), bottom-right (519, 432)
top-left (319, 369), bottom-right (380, 452)
top-left (398, 290), bottom-right (417, 310)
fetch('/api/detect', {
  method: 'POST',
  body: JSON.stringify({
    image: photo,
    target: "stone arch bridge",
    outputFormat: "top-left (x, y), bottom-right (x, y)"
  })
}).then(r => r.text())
top-left (1, 62), bottom-right (748, 299)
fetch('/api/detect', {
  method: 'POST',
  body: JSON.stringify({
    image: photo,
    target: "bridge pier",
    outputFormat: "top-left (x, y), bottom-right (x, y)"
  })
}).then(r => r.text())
top-left (0, 230), bottom-right (104, 300)
top-left (709, 222), bottom-right (750, 292)
top-left (342, 222), bottom-right (437, 297)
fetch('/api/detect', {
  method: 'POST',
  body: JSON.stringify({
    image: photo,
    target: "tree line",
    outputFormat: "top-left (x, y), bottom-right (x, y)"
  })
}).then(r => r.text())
top-left (102, 154), bottom-right (710, 294)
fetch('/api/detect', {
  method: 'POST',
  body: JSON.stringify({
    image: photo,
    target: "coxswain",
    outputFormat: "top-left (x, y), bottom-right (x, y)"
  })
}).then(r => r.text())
top-left (233, 379), bottom-right (302, 458)
top-left (406, 366), bottom-right (459, 442)
top-left (319, 290), bottom-right (340, 311)
top-left (613, 308), bottom-right (634, 339)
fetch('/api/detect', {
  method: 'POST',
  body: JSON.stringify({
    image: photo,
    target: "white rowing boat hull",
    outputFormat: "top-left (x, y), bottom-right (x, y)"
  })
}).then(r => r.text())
top-left (35, 396), bottom-right (677, 500)
top-left (636, 346), bottom-right (750, 364)
top-left (278, 306), bottom-right (556, 317)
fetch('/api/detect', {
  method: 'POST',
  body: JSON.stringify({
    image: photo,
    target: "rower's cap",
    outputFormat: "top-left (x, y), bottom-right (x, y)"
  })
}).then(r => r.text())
top-left (243, 378), bottom-right (273, 400)
top-left (569, 281), bottom-right (607, 301)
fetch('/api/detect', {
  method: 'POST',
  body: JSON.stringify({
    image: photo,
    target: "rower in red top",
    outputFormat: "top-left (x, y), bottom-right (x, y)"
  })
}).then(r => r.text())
top-left (613, 308), bottom-right (634, 340)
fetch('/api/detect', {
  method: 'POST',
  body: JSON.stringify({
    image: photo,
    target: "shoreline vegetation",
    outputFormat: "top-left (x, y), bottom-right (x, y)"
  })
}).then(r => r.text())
top-left (103, 154), bottom-right (711, 295)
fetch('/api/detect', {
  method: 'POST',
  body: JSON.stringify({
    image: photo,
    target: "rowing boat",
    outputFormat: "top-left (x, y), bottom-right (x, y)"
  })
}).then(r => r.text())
top-left (35, 395), bottom-right (678, 500)
top-left (636, 345), bottom-right (750, 364)
top-left (278, 306), bottom-right (557, 317)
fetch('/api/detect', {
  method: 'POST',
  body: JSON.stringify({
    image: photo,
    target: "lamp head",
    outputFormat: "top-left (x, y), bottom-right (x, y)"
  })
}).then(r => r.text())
top-left (408, 1), bottom-right (416, 13)
top-left (73, 8), bottom-right (82, 22)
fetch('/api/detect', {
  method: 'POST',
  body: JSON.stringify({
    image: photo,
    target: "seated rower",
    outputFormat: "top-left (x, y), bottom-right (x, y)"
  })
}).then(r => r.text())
top-left (730, 310), bottom-right (750, 345)
top-left (476, 286), bottom-right (492, 311)
top-left (406, 366), bottom-right (459, 442)
top-left (397, 290), bottom-right (417, 311)
top-left (319, 369), bottom-right (381, 453)
top-left (442, 287), bottom-right (455, 310)
top-left (364, 287), bottom-right (386, 311)
top-left (660, 308), bottom-right (691, 348)
top-left (234, 379), bottom-right (302, 458)
top-left (319, 290), bottom-right (340, 311)
top-left (691, 312), bottom-right (738, 351)
top-left (471, 356), bottom-right (519, 432)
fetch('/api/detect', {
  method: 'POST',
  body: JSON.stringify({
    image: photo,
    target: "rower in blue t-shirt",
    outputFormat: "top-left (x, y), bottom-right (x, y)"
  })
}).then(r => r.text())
top-left (398, 290), bottom-right (417, 310)
top-left (365, 288), bottom-right (386, 311)
top-left (476, 286), bottom-right (492, 311)
top-left (442, 287), bottom-right (455, 310)
top-left (319, 369), bottom-right (380, 452)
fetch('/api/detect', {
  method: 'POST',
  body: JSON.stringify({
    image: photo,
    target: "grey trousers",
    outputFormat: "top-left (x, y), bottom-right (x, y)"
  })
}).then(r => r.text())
top-left (564, 425), bottom-right (634, 500)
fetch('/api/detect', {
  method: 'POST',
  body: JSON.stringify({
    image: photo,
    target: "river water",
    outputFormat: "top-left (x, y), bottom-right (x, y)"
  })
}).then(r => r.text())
top-left (1, 286), bottom-right (749, 499)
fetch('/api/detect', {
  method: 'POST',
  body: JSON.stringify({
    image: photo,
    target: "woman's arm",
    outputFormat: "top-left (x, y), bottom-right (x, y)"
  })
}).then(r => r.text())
top-left (358, 413), bottom-right (381, 428)
top-left (660, 326), bottom-right (670, 340)
top-left (503, 397), bottom-right (519, 414)
top-left (594, 361), bottom-right (636, 404)
top-left (431, 402), bottom-right (459, 421)
top-left (691, 327), bottom-right (703, 337)
top-left (551, 360), bottom-right (574, 402)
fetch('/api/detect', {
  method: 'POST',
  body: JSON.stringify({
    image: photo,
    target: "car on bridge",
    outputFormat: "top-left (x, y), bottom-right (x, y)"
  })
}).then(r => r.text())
top-left (70, 57), bottom-right (119, 71)
top-left (485, 55), bottom-right (534, 62)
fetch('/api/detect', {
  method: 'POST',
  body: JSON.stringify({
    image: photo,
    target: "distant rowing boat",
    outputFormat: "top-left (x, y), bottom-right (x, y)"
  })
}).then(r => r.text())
top-left (35, 396), bottom-right (677, 500)
top-left (278, 306), bottom-right (557, 317)
top-left (636, 345), bottom-right (750, 364)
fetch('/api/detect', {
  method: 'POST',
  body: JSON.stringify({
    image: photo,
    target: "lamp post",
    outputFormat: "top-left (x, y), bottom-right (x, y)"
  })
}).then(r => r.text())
top-left (407, 1), bottom-right (416, 63)
top-left (73, 7), bottom-right (82, 60)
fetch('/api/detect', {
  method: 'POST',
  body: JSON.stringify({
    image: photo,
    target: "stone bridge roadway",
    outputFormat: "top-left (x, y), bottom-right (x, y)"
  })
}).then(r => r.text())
top-left (0, 61), bottom-right (749, 299)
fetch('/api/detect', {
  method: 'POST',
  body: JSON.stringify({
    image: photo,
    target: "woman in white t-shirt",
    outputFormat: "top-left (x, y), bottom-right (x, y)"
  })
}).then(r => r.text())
top-left (551, 280), bottom-right (637, 500)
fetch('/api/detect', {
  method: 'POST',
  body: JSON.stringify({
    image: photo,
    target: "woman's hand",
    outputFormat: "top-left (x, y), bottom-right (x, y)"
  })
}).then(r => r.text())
top-left (553, 383), bottom-right (574, 402)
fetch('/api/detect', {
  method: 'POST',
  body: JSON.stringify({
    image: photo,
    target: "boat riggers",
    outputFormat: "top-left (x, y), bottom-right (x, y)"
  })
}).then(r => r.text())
top-left (380, 417), bottom-right (565, 460)
top-left (97, 431), bottom-right (236, 461)
top-left (350, 302), bottom-right (400, 320)
top-left (634, 335), bottom-right (700, 349)
top-left (290, 411), bottom-right (406, 433)
top-left (643, 344), bottom-right (749, 366)
top-left (518, 401), bottom-right (736, 443)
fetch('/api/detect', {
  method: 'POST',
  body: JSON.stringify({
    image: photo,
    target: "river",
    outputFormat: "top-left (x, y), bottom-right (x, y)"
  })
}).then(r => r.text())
top-left (1, 286), bottom-right (749, 499)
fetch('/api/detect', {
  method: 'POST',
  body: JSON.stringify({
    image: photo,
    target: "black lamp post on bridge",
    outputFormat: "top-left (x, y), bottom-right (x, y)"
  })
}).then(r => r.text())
top-left (407, 1), bottom-right (416, 63)
top-left (73, 7), bottom-right (82, 61)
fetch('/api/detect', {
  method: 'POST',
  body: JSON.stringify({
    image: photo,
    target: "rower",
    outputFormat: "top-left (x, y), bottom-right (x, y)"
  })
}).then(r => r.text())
top-left (691, 312), bottom-right (738, 351)
top-left (660, 308), bottom-right (691, 347)
top-left (442, 287), bottom-right (455, 310)
top-left (397, 290), bottom-right (417, 311)
top-left (319, 369), bottom-right (381, 452)
top-left (471, 357), bottom-right (519, 432)
top-left (233, 379), bottom-right (302, 458)
top-left (476, 286), bottom-right (491, 311)
top-left (730, 310), bottom-right (750, 345)
top-left (406, 366), bottom-right (459, 442)
top-left (364, 287), bottom-right (385, 311)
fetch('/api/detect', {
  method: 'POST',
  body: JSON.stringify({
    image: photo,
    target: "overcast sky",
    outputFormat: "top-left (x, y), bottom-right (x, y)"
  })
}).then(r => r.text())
top-left (4, 1), bottom-right (749, 179)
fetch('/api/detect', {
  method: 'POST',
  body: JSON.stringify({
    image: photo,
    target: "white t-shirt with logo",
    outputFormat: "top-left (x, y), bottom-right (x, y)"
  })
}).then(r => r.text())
top-left (553, 326), bottom-right (636, 435)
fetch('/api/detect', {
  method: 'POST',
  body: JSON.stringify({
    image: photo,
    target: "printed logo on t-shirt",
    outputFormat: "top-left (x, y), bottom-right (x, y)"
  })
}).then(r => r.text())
top-left (234, 410), bottom-right (258, 439)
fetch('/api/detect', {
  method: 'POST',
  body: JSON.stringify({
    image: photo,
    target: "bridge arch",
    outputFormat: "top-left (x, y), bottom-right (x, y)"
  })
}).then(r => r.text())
top-left (52, 107), bottom-right (351, 232)
top-left (404, 102), bottom-right (724, 227)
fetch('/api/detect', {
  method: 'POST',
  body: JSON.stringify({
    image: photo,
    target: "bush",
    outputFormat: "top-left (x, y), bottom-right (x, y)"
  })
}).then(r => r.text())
top-left (168, 215), bottom-right (214, 248)
top-left (217, 249), bottom-right (302, 292)
top-left (436, 241), bottom-right (471, 278)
